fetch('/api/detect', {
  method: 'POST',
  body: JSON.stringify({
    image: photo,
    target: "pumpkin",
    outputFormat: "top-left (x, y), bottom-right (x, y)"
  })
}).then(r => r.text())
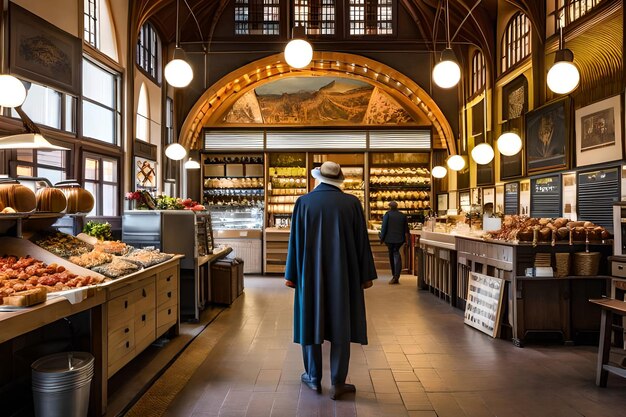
top-left (58, 187), bottom-right (94, 214)
top-left (36, 187), bottom-right (67, 213)
top-left (0, 184), bottom-right (36, 213)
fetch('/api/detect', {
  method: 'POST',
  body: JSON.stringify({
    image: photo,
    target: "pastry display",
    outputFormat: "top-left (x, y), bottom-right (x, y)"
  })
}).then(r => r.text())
top-left (369, 165), bottom-right (431, 221)
top-left (267, 157), bottom-right (307, 220)
top-left (69, 251), bottom-right (113, 269)
top-left (485, 216), bottom-right (611, 242)
top-left (0, 255), bottom-right (103, 304)
top-left (34, 232), bottom-right (94, 258)
top-left (93, 240), bottom-right (131, 256)
top-left (92, 257), bottom-right (140, 278)
top-left (123, 248), bottom-right (174, 268)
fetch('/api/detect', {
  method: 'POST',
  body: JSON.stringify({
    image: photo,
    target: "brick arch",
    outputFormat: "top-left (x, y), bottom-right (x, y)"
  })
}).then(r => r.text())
top-left (180, 52), bottom-right (456, 154)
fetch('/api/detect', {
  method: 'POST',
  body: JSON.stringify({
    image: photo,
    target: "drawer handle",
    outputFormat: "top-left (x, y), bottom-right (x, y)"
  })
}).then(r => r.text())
top-left (142, 314), bottom-right (146, 322)
top-left (167, 291), bottom-right (172, 298)
top-left (125, 341), bottom-right (130, 349)
top-left (619, 265), bottom-right (624, 270)
top-left (168, 308), bottom-right (172, 315)
top-left (142, 289), bottom-right (147, 297)
top-left (166, 275), bottom-right (172, 282)
top-left (124, 300), bottom-right (128, 309)
top-left (124, 327), bottom-right (129, 333)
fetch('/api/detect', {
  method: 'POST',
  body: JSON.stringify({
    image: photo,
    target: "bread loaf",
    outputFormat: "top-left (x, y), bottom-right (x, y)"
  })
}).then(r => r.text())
top-left (36, 187), bottom-right (67, 212)
top-left (0, 184), bottom-right (36, 213)
top-left (3, 287), bottom-right (47, 306)
top-left (59, 187), bottom-right (94, 214)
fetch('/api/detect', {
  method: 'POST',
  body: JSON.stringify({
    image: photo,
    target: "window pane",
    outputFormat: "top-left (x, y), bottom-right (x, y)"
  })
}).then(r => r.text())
top-left (12, 83), bottom-right (62, 130)
top-left (83, 60), bottom-right (115, 107)
top-left (103, 159), bottom-right (116, 182)
top-left (83, 101), bottom-right (115, 143)
top-left (16, 165), bottom-right (33, 177)
top-left (37, 150), bottom-right (66, 169)
top-left (38, 167), bottom-right (66, 184)
top-left (102, 184), bottom-right (117, 216)
top-left (85, 158), bottom-right (99, 181)
top-left (65, 95), bottom-right (76, 133)
top-left (17, 150), bottom-right (34, 163)
top-left (84, 181), bottom-right (98, 216)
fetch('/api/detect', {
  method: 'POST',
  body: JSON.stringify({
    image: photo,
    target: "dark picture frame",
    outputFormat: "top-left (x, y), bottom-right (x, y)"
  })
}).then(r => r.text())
top-left (502, 75), bottom-right (528, 120)
top-left (9, 3), bottom-right (82, 95)
top-left (525, 98), bottom-right (571, 175)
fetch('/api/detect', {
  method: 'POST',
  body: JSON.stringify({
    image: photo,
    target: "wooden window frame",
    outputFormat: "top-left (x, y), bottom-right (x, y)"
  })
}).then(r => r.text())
top-left (501, 12), bottom-right (531, 74)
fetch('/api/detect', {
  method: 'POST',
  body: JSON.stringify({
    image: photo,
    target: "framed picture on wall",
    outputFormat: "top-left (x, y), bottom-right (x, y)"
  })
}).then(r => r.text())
top-left (525, 98), bottom-right (571, 174)
top-left (135, 157), bottom-right (157, 190)
top-left (437, 193), bottom-right (448, 215)
top-left (482, 187), bottom-right (495, 206)
top-left (502, 75), bottom-right (528, 120)
top-left (9, 3), bottom-right (82, 95)
top-left (575, 95), bottom-right (622, 167)
top-left (500, 152), bottom-right (523, 180)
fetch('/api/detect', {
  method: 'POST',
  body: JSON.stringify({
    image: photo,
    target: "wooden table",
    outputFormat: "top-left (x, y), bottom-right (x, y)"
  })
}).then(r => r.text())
top-left (589, 298), bottom-right (626, 386)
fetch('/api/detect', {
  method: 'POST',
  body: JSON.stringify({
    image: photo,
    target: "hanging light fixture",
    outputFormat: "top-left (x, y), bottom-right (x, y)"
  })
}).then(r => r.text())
top-left (447, 155), bottom-right (466, 171)
top-left (165, 143), bottom-right (187, 160)
top-left (432, 165), bottom-right (447, 178)
top-left (0, 133), bottom-right (69, 150)
top-left (432, 0), bottom-right (460, 89)
top-left (284, 25), bottom-right (313, 69)
top-left (164, 0), bottom-right (193, 88)
top-left (0, 75), bottom-right (26, 108)
top-left (547, 15), bottom-right (579, 95)
top-left (497, 131), bottom-right (522, 156)
top-left (471, 142), bottom-right (495, 165)
top-left (184, 157), bottom-right (200, 170)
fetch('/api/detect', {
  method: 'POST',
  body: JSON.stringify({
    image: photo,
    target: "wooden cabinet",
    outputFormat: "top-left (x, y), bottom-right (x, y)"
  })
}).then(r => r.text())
top-left (264, 228), bottom-right (290, 274)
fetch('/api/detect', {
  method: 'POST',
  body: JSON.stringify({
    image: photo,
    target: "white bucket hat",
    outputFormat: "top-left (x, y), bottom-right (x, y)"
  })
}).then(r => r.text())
top-left (311, 161), bottom-right (345, 188)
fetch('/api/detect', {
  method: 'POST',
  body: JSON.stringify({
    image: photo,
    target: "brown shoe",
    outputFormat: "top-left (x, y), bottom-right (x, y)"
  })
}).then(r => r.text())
top-left (388, 277), bottom-right (399, 284)
top-left (330, 383), bottom-right (356, 400)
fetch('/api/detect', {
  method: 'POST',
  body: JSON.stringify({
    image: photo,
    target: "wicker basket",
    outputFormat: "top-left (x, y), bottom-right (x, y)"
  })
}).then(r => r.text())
top-left (555, 253), bottom-right (570, 277)
top-left (573, 252), bottom-right (601, 276)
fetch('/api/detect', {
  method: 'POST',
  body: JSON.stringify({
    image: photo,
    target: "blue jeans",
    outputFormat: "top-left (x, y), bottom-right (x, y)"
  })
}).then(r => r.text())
top-left (386, 243), bottom-right (403, 278)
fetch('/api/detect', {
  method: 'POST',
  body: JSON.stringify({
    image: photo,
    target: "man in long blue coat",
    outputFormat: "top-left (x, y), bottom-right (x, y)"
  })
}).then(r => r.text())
top-left (285, 161), bottom-right (377, 400)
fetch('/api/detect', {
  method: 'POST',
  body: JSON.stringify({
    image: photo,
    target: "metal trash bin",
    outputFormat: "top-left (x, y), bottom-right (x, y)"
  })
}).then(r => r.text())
top-left (31, 352), bottom-right (94, 417)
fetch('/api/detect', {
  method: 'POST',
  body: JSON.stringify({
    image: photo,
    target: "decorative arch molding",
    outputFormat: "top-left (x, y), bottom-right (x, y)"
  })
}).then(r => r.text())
top-left (180, 52), bottom-right (456, 154)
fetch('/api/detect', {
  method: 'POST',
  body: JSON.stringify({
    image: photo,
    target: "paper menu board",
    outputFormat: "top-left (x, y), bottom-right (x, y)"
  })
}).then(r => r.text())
top-left (464, 272), bottom-right (505, 338)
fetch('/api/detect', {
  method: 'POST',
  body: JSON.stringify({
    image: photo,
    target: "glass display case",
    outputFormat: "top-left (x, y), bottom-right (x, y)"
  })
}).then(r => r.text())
top-left (368, 152), bottom-right (431, 227)
top-left (267, 152), bottom-right (307, 228)
top-left (209, 206), bottom-right (263, 230)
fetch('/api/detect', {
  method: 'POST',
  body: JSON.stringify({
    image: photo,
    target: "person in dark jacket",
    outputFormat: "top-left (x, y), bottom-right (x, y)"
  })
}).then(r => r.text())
top-left (379, 201), bottom-right (409, 284)
top-left (285, 161), bottom-right (377, 400)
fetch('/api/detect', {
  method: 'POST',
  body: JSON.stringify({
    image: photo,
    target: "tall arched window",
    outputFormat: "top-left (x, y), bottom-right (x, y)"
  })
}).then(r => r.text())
top-left (83, 0), bottom-right (119, 61)
top-left (471, 51), bottom-right (486, 95)
top-left (550, 0), bottom-right (603, 33)
top-left (501, 13), bottom-right (531, 73)
top-left (136, 83), bottom-right (149, 141)
top-left (137, 22), bottom-right (161, 82)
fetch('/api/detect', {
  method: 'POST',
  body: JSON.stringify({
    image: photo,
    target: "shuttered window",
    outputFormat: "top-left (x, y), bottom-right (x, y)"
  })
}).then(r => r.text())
top-left (578, 167), bottom-right (619, 232)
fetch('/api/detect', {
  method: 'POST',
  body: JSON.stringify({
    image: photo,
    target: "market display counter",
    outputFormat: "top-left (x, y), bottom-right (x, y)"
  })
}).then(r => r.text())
top-left (417, 231), bottom-right (457, 306)
top-left (0, 255), bottom-right (184, 416)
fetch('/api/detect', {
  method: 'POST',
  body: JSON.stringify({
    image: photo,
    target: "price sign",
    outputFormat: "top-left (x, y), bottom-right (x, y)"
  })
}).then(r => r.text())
top-left (530, 175), bottom-right (561, 218)
top-left (464, 272), bottom-right (505, 338)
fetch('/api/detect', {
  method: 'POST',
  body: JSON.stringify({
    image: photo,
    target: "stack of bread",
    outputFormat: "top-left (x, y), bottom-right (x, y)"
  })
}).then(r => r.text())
top-left (485, 216), bottom-right (611, 242)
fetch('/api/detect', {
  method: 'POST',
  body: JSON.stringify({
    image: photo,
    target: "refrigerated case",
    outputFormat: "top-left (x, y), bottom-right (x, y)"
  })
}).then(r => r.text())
top-left (122, 210), bottom-right (214, 320)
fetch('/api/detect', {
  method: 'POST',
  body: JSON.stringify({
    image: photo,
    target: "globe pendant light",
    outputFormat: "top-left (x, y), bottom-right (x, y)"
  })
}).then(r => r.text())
top-left (432, 0), bottom-right (460, 89)
top-left (497, 131), bottom-right (522, 156)
top-left (447, 154), bottom-right (466, 171)
top-left (284, 25), bottom-right (313, 69)
top-left (432, 165), bottom-right (447, 178)
top-left (0, 75), bottom-right (26, 108)
top-left (547, 18), bottom-right (579, 95)
top-left (165, 143), bottom-right (187, 160)
top-left (471, 142), bottom-right (495, 165)
top-left (433, 48), bottom-right (461, 89)
top-left (164, 0), bottom-right (193, 88)
top-left (184, 157), bottom-right (200, 170)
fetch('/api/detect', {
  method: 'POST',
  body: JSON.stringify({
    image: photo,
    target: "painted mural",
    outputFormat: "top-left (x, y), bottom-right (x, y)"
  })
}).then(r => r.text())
top-left (223, 76), bottom-right (415, 125)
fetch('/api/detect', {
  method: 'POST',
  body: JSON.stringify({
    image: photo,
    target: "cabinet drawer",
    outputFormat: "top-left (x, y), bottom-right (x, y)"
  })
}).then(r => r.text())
top-left (108, 293), bottom-right (135, 321)
top-left (108, 320), bottom-right (135, 353)
top-left (156, 300), bottom-right (177, 336)
top-left (158, 265), bottom-right (178, 287)
top-left (108, 336), bottom-right (135, 377)
top-left (157, 287), bottom-right (178, 307)
top-left (135, 312), bottom-right (156, 353)
top-left (612, 261), bottom-right (626, 278)
top-left (135, 281), bottom-right (156, 312)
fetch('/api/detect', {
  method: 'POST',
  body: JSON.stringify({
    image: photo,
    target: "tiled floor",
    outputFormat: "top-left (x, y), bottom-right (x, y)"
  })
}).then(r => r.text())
top-left (139, 274), bottom-right (626, 417)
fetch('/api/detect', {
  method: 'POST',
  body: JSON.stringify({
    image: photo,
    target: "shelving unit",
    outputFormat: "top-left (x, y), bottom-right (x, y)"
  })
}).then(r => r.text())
top-left (267, 152), bottom-right (307, 228)
top-left (368, 152), bottom-right (431, 226)
top-left (310, 153), bottom-right (366, 209)
top-left (202, 153), bottom-right (265, 209)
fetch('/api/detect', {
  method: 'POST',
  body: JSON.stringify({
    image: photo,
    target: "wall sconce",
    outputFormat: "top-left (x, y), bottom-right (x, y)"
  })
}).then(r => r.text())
top-left (284, 25), bottom-right (313, 69)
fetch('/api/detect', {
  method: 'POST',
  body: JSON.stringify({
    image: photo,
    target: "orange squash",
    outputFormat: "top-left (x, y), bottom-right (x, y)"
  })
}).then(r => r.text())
top-left (0, 184), bottom-right (36, 213)
top-left (58, 187), bottom-right (94, 214)
top-left (36, 187), bottom-right (67, 213)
